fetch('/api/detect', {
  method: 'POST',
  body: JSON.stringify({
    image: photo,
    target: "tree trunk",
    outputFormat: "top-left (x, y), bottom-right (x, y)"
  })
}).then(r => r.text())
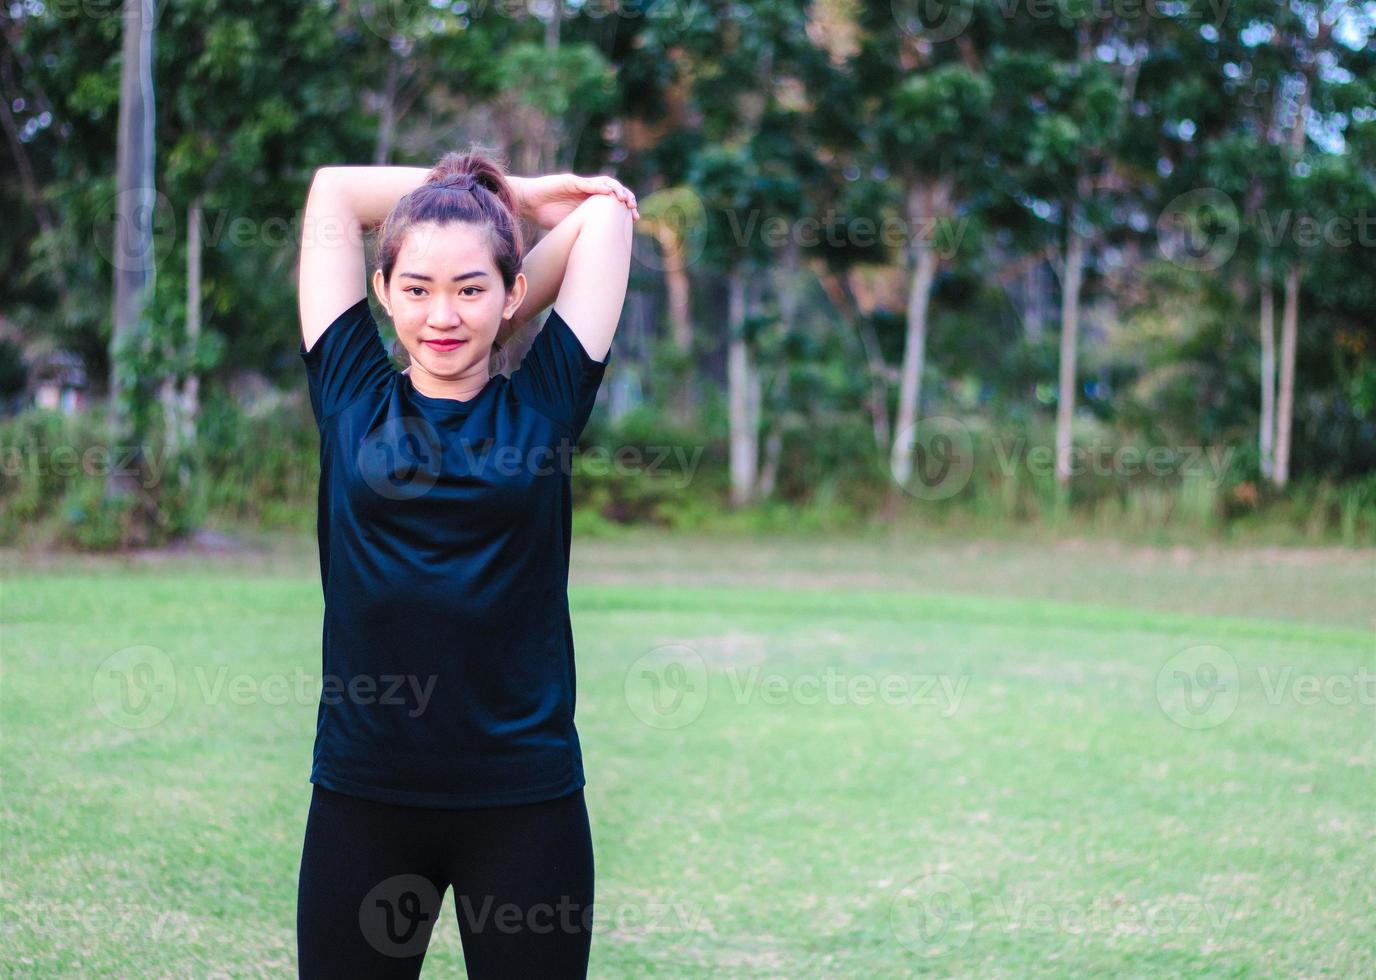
top-left (109, 0), bottom-right (156, 497)
top-left (545, 0), bottom-right (561, 49)
top-left (889, 247), bottom-right (938, 488)
top-left (1258, 264), bottom-right (1276, 481)
top-left (1054, 196), bottom-right (1087, 490)
top-left (727, 267), bottom-right (756, 508)
top-left (1024, 261), bottom-right (1047, 343)
top-left (757, 420), bottom-right (783, 500)
top-left (181, 194), bottom-right (202, 446)
top-left (745, 276), bottom-right (764, 491)
top-left (153, 196), bottom-right (203, 529)
top-left (1271, 62), bottom-right (1308, 489)
top-left (815, 266), bottom-right (889, 452)
top-left (1274, 264), bottom-right (1300, 487)
top-left (889, 181), bottom-right (946, 489)
top-left (373, 52), bottom-right (399, 165)
top-left (657, 224), bottom-right (696, 430)
top-left (541, 0), bottom-right (561, 171)
top-left (756, 242), bottom-right (798, 500)
top-left (0, 93), bottom-right (60, 256)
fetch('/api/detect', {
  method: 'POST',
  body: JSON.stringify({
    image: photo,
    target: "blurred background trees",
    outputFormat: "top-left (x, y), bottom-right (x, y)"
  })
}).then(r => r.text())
top-left (2, 0), bottom-right (1372, 548)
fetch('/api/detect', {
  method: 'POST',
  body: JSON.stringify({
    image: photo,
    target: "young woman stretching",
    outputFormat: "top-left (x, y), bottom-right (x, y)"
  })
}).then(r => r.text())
top-left (294, 148), bottom-right (636, 978)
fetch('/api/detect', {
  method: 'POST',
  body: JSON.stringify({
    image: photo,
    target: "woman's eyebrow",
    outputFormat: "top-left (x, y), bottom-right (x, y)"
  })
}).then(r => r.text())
top-left (398, 270), bottom-right (489, 282)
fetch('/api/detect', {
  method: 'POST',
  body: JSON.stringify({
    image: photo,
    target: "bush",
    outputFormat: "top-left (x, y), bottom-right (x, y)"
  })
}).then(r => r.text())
top-left (0, 406), bottom-right (196, 551)
top-left (197, 386), bottom-right (319, 531)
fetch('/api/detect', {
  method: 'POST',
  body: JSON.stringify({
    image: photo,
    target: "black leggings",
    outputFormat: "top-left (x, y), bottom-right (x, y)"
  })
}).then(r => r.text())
top-left (296, 784), bottom-right (594, 979)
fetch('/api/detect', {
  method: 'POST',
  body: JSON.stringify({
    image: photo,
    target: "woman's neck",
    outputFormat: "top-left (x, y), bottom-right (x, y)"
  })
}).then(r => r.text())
top-left (404, 365), bottom-right (490, 402)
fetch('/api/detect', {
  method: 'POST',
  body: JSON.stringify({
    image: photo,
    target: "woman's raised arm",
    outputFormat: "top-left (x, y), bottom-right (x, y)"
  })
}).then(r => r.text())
top-left (550, 194), bottom-right (634, 363)
top-left (298, 164), bottom-right (635, 355)
top-left (493, 190), bottom-right (635, 367)
top-left (297, 166), bottom-right (430, 352)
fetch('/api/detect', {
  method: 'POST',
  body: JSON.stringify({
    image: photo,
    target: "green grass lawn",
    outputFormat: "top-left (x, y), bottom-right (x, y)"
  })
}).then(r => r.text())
top-left (2, 530), bottom-right (1372, 977)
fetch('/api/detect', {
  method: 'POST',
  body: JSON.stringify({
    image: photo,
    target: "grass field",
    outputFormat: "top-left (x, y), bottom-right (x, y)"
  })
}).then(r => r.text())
top-left (2, 528), bottom-right (1373, 977)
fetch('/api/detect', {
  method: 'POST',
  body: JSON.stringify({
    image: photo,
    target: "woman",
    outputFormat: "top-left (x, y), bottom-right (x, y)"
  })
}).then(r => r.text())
top-left (294, 147), bottom-right (637, 979)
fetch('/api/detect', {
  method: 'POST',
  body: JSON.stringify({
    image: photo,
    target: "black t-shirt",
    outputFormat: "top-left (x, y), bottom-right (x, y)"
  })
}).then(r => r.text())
top-left (299, 296), bottom-right (609, 807)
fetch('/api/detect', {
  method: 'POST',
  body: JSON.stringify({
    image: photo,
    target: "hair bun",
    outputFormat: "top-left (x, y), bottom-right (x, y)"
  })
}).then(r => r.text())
top-left (435, 172), bottom-right (478, 193)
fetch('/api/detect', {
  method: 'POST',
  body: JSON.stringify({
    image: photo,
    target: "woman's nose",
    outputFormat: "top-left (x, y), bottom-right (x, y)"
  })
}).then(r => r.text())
top-left (427, 300), bottom-right (460, 328)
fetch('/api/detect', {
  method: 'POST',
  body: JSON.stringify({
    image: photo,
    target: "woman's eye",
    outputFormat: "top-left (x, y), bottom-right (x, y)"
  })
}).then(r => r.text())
top-left (405, 287), bottom-right (425, 297)
top-left (461, 287), bottom-right (480, 297)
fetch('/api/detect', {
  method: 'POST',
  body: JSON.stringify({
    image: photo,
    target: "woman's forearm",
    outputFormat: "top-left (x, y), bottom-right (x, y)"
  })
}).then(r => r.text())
top-left (494, 201), bottom-right (593, 363)
top-left (498, 196), bottom-right (622, 363)
top-left (509, 206), bottom-right (587, 326)
top-left (312, 166), bottom-right (430, 228)
top-left (314, 165), bottom-right (538, 229)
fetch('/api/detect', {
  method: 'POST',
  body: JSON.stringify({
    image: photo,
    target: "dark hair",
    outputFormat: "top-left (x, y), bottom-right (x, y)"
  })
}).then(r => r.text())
top-left (378, 147), bottom-right (524, 371)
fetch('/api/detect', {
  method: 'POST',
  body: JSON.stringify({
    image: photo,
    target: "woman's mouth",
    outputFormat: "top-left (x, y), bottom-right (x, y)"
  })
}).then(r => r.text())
top-left (423, 339), bottom-right (465, 352)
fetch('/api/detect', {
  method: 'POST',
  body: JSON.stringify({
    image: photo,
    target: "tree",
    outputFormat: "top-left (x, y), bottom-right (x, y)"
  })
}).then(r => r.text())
top-left (109, 0), bottom-right (157, 500)
top-left (646, 0), bottom-right (814, 508)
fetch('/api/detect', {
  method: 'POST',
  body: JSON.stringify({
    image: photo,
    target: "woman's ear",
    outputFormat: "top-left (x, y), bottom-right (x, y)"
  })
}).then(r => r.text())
top-left (501, 271), bottom-right (528, 321)
top-left (371, 268), bottom-right (392, 319)
top-left (496, 272), bottom-right (529, 349)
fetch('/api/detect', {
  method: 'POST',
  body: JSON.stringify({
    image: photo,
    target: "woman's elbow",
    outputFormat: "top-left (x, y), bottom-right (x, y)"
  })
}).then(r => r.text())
top-left (578, 194), bottom-right (634, 249)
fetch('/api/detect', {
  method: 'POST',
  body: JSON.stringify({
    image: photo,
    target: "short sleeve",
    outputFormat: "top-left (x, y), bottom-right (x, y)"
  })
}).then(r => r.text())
top-left (299, 296), bottom-right (396, 426)
top-left (509, 307), bottom-right (611, 439)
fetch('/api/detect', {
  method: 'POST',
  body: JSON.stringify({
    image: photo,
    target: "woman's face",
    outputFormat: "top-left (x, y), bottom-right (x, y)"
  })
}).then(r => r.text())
top-left (372, 220), bottom-right (525, 385)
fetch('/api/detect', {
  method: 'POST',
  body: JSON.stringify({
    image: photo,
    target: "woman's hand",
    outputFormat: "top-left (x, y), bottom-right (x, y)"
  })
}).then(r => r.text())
top-left (510, 173), bottom-right (639, 229)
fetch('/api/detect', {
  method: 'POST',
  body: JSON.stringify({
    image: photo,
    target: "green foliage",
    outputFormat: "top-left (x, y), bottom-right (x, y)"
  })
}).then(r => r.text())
top-left (4, 0), bottom-right (1372, 551)
top-left (56, 478), bottom-right (142, 552)
top-left (0, 340), bottom-right (27, 403)
top-left (196, 387), bottom-right (319, 532)
top-left (883, 65), bottom-right (993, 175)
top-left (0, 407), bottom-right (201, 551)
